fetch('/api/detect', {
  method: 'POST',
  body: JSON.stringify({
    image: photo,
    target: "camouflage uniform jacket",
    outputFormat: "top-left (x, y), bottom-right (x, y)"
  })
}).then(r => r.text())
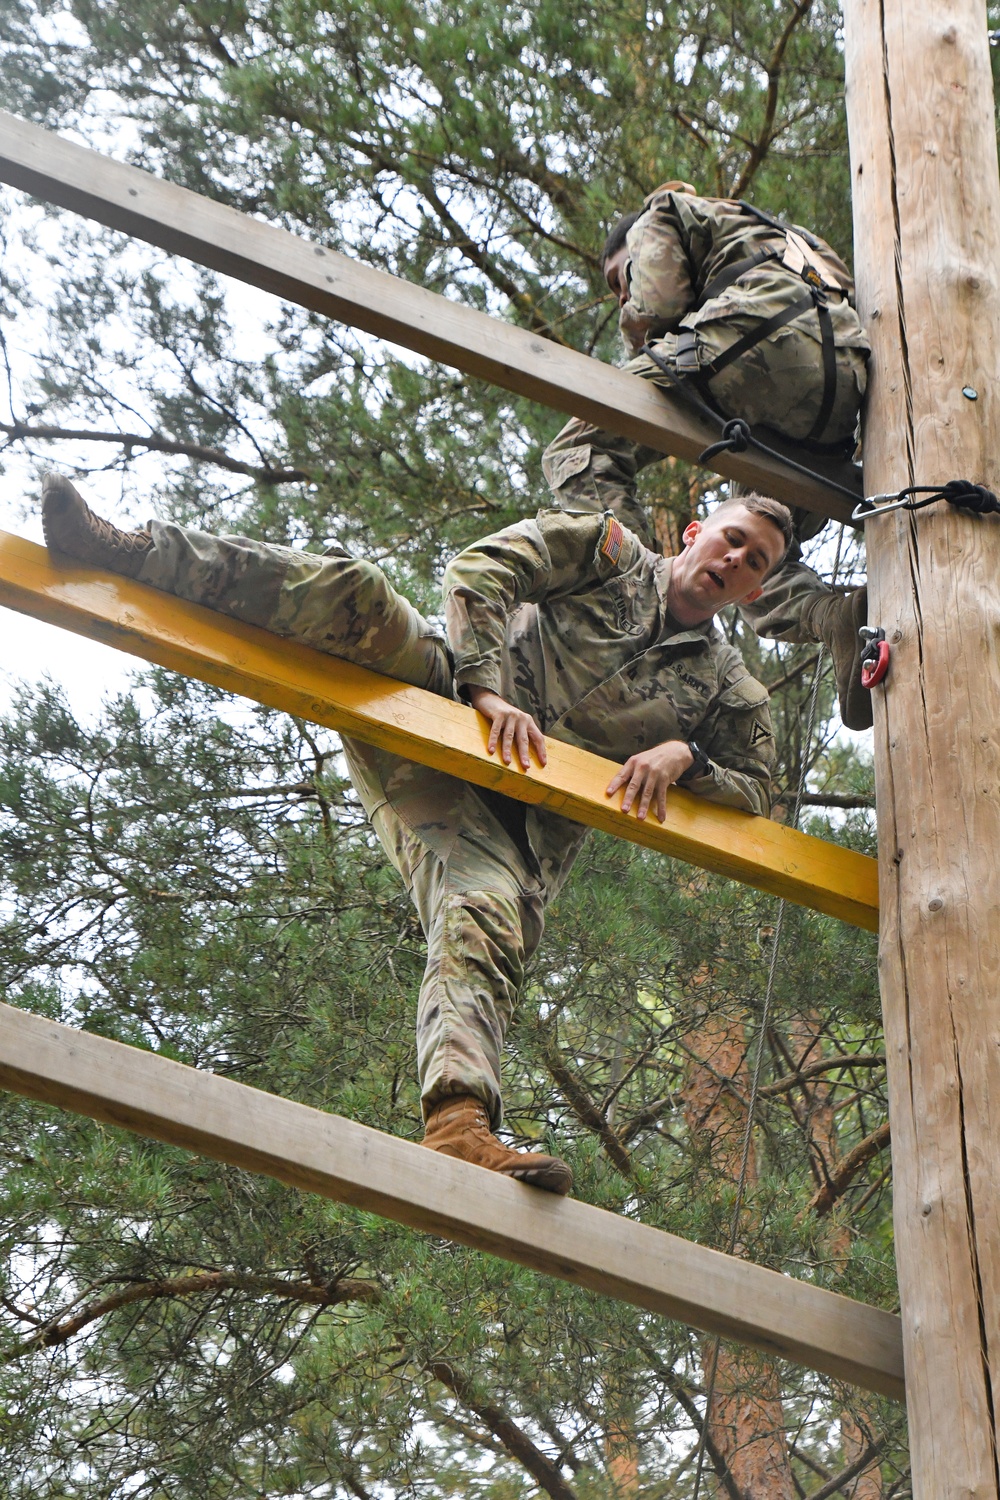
top-left (445, 509), bottom-right (774, 891)
top-left (617, 188), bottom-right (870, 361)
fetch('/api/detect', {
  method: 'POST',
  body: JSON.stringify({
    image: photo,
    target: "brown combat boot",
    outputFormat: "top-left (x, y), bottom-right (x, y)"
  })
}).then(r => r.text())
top-left (421, 1094), bottom-right (573, 1196)
top-left (805, 585), bottom-right (872, 732)
top-left (41, 474), bottom-right (153, 579)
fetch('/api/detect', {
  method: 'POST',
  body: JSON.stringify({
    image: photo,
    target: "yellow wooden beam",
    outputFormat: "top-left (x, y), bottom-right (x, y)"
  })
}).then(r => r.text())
top-left (0, 530), bottom-right (878, 930)
top-left (0, 110), bottom-right (862, 525)
top-left (0, 1000), bottom-right (905, 1398)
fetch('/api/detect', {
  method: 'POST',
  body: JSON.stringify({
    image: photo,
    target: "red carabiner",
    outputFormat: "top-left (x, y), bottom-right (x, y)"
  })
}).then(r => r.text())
top-left (861, 639), bottom-right (890, 689)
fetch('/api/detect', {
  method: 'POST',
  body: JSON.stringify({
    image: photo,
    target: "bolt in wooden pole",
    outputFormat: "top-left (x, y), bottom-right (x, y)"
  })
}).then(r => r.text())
top-left (843, 1), bottom-right (1000, 1491)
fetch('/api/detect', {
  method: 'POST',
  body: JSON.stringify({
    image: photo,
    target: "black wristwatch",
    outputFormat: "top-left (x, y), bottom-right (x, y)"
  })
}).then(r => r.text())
top-left (678, 740), bottom-right (711, 783)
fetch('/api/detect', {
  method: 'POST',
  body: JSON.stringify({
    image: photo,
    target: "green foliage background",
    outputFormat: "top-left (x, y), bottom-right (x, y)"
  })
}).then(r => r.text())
top-left (0, 0), bottom-right (975, 1493)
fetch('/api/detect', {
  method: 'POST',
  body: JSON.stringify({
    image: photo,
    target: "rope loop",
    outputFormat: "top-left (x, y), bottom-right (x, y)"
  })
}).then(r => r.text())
top-left (637, 342), bottom-right (863, 506)
top-left (698, 418), bottom-right (752, 465)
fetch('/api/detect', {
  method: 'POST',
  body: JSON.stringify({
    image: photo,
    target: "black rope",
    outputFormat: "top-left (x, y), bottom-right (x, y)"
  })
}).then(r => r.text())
top-left (699, 417), bottom-right (752, 465)
top-left (639, 344), bottom-right (864, 505)
top-left (640, 340), bottom-right (1000, 525)
top-left (912, 481), bottom-right (1000, 514)
top-left (854, 479), bottom-right (1000, 520)
top-left (698, 420), bottom-right (863, 502)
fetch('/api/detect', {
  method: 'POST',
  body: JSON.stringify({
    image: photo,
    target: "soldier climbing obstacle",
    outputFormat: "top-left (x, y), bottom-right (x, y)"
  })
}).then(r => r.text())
top-left (543, 183), bottom-right (874, 729)
top-left (41, 475), bottom-right (790, 1196)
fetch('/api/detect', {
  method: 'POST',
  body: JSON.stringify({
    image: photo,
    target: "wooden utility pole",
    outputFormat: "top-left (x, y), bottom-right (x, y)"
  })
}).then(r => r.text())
top-left (843, 2), bottom-right (1000, 1492)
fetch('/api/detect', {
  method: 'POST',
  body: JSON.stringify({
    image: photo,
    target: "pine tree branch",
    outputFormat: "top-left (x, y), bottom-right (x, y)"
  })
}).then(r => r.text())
top-left (852, 1162), bottom-right (892, 1216)
top-left (429, 1360), bottom-right (580, 1500)
top-left (633, 1335), bottom-right (744, 1500)
top-left (430, 1405), bottom-right (509, 1458)
top-left (758, 1054), bottom-right (885, 1099)
top-left (599, 1026), bottom-right (677, 1116)
top-left (404, 172), bottom-right (570, 343)
top-left (4, 1272), bottom-right (378, 1362)
top-left (541, 1045), bottom-right (635, 1179)
top-left (806, 1120), bottom-right (891, 1218)
top-left (671, 106), bottom-right (718, 155)
top-left (222, 780), bottom-right (321, 800)
top-left (665, 1371), bottom-right (745, 1500)
top-left (0, 421), bottom-right (311, 485)
top-left (402, 147), bottom-right (593, 265)
top-left (617, 1095), bottom-right (673, 1145)
top-left (338, 1459), bottom-right (376, 1500)
top-left (765, 652), bottom-right (823, 696)
top-left (731, 0), bottom-right (816, 197)
top-left (808, 1436), bottom-right (886, 1499)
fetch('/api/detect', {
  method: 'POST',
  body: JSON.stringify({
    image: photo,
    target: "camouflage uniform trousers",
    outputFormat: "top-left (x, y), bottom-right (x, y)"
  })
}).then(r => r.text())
top-left (542, 323), bottom-right (868, 646)
top-left (136, 521), bottom-right (545, 1128)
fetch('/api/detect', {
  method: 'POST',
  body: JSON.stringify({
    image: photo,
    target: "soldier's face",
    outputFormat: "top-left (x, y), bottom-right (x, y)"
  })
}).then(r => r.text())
top-left (670, 506), bottom-right (785, 622)
top-left (604, 246), bottom-right (630, 307)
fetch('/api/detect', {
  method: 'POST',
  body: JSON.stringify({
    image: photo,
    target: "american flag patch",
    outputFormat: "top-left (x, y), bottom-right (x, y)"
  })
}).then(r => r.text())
top-left (600, 515), bottom-right (624, 565)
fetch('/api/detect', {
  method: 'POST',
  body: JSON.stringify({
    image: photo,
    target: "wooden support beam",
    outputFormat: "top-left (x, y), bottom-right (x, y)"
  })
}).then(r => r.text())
top-left (0, 999), bottom-right (905, 1399)
top-left (844, 1), bottom-right (1000, 1492)
top-left (0, 529), bottom-right (879, 931)
top-left (0, 110), bottom-right (861, 524)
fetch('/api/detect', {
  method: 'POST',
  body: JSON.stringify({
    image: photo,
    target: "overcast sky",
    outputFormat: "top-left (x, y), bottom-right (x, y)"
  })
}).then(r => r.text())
top-left (0, 174), bottom-right (287, 727)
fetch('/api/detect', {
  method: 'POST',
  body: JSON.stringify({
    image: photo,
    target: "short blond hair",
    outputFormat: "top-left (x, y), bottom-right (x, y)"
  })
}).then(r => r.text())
top-left (710, 494), bottom-right (793, 574)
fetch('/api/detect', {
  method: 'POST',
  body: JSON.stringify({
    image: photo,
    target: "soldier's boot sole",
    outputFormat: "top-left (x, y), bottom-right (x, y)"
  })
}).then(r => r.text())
top-left (41, 473), bottom-right (153, 579)
top-left (807, 585), bottom-right (873, 732)
top-left (421, 1094), bottom-right (573, 1196)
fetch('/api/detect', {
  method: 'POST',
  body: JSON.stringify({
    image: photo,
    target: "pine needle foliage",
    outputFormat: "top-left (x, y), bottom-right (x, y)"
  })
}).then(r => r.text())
top-left (0, 1), bottom-right (923, 1493)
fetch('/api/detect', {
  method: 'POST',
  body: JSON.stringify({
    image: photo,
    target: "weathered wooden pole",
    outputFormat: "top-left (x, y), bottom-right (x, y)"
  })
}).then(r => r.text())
top-left (843, 1), bottom-right (1000, 1491)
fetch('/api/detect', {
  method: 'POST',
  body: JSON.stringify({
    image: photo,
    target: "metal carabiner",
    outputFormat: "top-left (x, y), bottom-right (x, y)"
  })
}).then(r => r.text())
top-left (851, 492), bottom-right (915, 524)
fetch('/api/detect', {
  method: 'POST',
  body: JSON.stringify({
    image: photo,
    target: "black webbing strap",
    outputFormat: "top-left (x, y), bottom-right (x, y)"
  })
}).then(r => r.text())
top-left (805, 296), bottom-right (837, 442)
top-left (699, 291), bottom-right (816, 380)
top-left (736, 199), bottom-right (824, 251)
top-left (681, 200), bottom-right (845, 441)
top-left (638, 342), bottom-right (864, 505)
top-left (692, 283), bottom-right (839, 444)
top-left (698, 245), bottom-right (780, 306)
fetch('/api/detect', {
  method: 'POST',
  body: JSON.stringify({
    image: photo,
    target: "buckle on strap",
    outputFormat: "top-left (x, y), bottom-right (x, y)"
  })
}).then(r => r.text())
top-left (674, 330), bottom-right (700, 375)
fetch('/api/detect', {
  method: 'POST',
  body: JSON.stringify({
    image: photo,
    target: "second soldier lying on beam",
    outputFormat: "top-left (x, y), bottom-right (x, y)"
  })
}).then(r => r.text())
top-left (542, 182), bottom-right (874, 730)
top-left (42, 475), bottom-right (790, 1197)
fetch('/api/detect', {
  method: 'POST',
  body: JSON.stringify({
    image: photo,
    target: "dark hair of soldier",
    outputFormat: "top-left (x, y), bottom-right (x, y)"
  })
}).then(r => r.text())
top-left (599, 211), bottom-right (643, 271)
top-left (600, 183), bottom-right (700, 270)
top-left (713, 493), bottom-right (794, 573)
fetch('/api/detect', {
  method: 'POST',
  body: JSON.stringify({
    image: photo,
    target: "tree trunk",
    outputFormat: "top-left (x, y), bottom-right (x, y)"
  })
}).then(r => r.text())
top-left (787, 1014), bottom-right (883, 1499)
top-left (681, 1001), bottom-right (797, 1500)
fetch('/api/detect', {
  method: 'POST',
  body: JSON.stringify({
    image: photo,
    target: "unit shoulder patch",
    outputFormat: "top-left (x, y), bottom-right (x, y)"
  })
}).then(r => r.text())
top-left (749, 718), bottom-right (772, 746)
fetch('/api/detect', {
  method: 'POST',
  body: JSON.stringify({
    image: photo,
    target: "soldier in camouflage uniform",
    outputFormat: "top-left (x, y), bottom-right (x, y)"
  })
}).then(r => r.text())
top-left (41, 474), bottom-right (789, 1196)
top-left (543, 184), bottom-right (874, 730)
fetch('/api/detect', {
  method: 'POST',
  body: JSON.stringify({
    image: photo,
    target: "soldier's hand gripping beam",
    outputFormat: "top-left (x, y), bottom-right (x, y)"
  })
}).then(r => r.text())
top-left (0, 528), bottom-right (878, 930)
